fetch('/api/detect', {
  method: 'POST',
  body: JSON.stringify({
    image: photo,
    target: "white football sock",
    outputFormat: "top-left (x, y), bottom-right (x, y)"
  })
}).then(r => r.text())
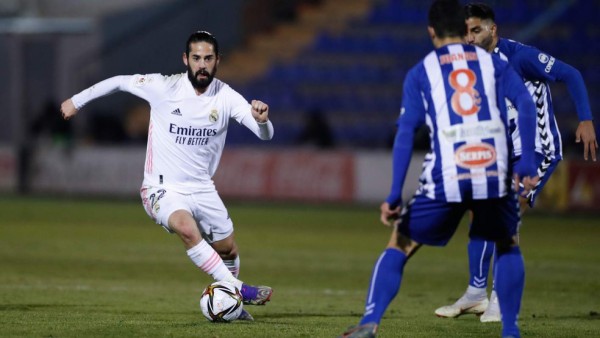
top-left (187, 241), bottom-right (242, 289)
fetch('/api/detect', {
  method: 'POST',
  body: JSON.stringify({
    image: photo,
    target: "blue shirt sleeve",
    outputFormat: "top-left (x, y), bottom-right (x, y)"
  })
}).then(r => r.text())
top-left (511, 45), bottom-right (593, 121)
top-left (385, 67), bottom-right (426, 208)
top-left (500, 63), bottom-right (538, 177)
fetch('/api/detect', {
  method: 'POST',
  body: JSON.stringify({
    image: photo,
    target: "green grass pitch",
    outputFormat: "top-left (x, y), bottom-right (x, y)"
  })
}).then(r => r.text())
top-left (1, 196), bottom-right (598, 337)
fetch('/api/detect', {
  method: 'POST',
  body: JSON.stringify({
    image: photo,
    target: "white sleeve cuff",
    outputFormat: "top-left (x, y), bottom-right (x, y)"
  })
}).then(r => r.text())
top-left (257, 120), bottom-right (274, 140)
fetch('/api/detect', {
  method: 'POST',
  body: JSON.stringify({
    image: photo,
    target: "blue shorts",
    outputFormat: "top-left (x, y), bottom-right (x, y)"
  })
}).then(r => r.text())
top-left (514, 152), bottom-right (560, 207)
top-left (397, 192), bottom-right (521, 246)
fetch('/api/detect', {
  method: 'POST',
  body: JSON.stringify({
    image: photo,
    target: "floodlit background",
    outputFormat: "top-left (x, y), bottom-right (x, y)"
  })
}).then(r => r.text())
top-left (0, 0), bottom-right (598, 210)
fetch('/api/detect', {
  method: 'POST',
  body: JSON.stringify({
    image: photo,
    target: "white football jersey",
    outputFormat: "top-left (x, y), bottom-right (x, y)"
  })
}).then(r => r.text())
top-left (72, 74), bottom-right (274, 194)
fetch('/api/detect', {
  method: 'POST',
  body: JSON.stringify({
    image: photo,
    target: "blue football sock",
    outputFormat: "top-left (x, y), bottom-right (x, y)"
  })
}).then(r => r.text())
top-left (468, 237), bottom-right (495, 289)
top-left (360, 248), bottom-right (407, 325)
top-left (496, 246), bottom-right (525, 338)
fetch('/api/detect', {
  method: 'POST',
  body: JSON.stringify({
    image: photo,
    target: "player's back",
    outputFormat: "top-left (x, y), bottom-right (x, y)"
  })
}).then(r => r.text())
top-left (411, 43), bottom-right (513, 202)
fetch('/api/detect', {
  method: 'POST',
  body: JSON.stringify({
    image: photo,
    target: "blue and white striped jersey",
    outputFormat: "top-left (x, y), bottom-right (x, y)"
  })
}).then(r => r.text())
top-left (495, 38), bottom-right (593, 161)
top-left (386, 43), bottom-right (537, 206)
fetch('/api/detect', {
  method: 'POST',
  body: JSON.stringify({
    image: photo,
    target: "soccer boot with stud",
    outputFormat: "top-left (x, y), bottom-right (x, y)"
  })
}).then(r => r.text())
top-left (338, 323), bottom-right (378, 338)
top-left (434, 291), bottom-right (489, 318)
top-left (240, 284), bottom-right (273, 305)
top-left (480, 290), bottom-right (501, 323)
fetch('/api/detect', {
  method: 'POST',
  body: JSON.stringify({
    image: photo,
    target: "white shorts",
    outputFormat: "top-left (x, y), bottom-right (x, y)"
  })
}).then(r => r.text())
top-left (140, 185), bottom-right (233, 243)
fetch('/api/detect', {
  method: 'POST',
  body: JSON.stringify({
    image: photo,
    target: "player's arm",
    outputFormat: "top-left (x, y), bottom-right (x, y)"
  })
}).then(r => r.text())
top-left (515, 48), bottom-right (597, 160)
top-left (382, 68), bottom-right (425, 226)
top-left (232, 89), bottom-right (274, 140)
top-left (249, 99), bottom-right (274, 140)
top-left (60, 75), bottom-right (132, 120)
top-left (502, 64), bottom-right (539, 190)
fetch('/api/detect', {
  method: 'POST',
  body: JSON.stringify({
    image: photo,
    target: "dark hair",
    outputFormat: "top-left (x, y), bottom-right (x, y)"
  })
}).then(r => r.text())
top-left (185, 31), bottom-right (220, 56)
top-left (428, 0), bottom-right (466, 38)
top-left (464, 2), bottom-right (495, 22)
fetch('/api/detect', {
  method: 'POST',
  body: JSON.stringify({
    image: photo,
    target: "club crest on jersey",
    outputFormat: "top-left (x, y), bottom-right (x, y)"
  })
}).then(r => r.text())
top-left (538, 53), bottom-right (556, 73)
top-left (454, 143), bottom-right (497, 169)
top-left (209, 110), bottom-right (219, 123)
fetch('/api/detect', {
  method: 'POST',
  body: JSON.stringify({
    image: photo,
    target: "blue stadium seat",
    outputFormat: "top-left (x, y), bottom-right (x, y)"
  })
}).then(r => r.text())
top-left (227, 0), bottom-right (597, 148)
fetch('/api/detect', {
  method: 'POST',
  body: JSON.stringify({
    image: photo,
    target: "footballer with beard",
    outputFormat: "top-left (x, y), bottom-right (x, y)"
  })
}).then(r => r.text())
top-left (60, 31), bottom-right (274, 321)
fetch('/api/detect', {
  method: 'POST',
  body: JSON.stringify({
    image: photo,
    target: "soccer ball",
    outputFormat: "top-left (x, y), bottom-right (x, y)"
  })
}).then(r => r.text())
top-left (200, 281), bottom-right (243, 322)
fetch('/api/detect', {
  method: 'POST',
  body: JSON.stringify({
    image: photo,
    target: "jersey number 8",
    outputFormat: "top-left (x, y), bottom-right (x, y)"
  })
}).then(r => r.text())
top-left (449, 68), bottom-right (481, 116)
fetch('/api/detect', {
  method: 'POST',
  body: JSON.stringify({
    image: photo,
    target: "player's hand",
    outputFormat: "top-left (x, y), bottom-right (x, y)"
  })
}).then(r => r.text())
top-left (251, 100), bottom-right (269, 123)
top-left (380, 202), bottom-right (401, 227)
top-left (514, 174), bottom-right (539, 197)
top-left (575, 120), bottom-right (597, 161)
top-left (60, 99), bottom-right (78, 120)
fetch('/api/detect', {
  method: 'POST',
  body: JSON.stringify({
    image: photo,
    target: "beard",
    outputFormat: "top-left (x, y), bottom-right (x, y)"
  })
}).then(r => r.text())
top-left (479, 34), bottom-right (494, 52)
top-left (187, 64), bottom-right (217, 90)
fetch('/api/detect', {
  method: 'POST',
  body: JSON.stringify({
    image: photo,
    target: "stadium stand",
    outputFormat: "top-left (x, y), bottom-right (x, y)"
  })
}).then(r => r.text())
top-left (221, 0), bottom-right (599, 154)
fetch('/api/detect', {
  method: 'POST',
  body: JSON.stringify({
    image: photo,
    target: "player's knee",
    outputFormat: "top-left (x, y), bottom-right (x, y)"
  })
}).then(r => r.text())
top-left (170, 219), bottom-right (202, 246)
top-left (176, 229), bottom-right (202, 247)
top-left (389, 231), bottom-right (419, 256)
top-left (495, 236), bottom-right (518, 254)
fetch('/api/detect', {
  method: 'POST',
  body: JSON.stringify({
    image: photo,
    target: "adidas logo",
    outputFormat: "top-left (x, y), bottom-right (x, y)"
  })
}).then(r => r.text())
top-left (171, 108), bottom-right (182, 116)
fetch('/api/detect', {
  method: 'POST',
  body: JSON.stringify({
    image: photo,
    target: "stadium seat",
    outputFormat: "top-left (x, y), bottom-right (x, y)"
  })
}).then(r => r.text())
top-left (232, 0), bottom-right (598, 148)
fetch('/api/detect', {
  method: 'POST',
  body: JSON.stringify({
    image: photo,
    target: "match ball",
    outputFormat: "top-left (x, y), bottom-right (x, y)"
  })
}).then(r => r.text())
top-left (200, 281), bottom-right (243, 322)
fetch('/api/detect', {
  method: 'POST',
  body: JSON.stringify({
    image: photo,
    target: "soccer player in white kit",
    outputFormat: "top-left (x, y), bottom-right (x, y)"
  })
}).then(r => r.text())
top-left (60, 31), bottom-right (273, 321)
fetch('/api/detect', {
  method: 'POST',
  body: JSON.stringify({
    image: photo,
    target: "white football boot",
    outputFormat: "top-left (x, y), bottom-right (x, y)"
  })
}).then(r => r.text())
top-left (480, 290), bottom-right (501, 322)
top-left (435, 287), bottom-right (489, 318)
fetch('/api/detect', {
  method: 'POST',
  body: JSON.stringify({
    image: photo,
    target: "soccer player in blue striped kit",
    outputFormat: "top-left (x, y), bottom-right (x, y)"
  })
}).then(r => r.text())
top-left (339, 0), bottom-right (539, 337)
top-left (434, 2), bottom-right (598, 323)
